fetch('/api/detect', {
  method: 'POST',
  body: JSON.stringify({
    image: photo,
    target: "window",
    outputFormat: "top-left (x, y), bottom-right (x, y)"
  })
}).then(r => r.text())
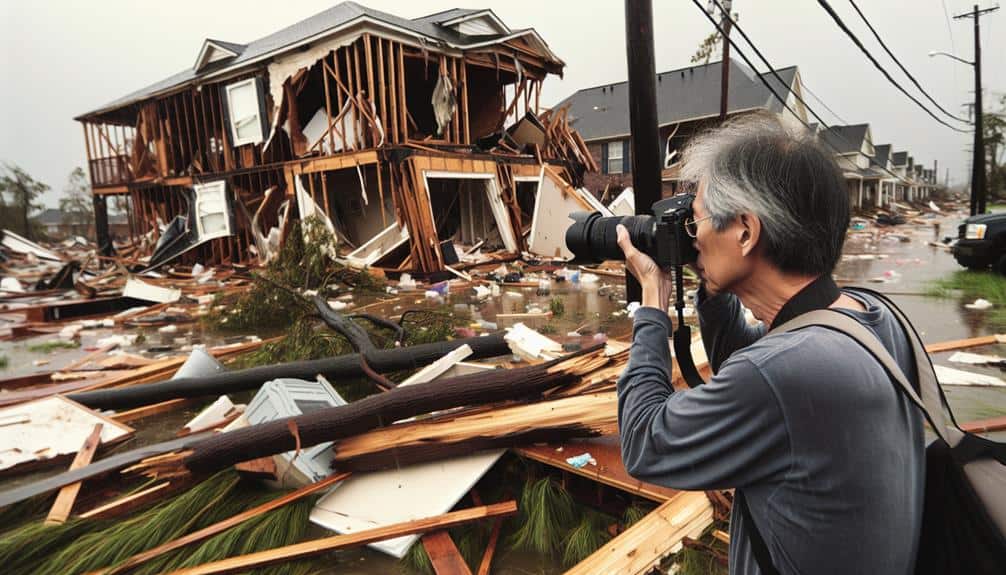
top-left (193, 181), bottom-right (232, 240)
top-left (606, 141), bottom-right (624, 174)
top-left (225, 79), bottom-right (264, 146)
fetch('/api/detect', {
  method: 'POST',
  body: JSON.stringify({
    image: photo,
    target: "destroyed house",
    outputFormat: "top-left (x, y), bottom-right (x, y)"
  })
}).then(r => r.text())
top-left (75, 3), bottom-right (599, 272)
top-left (556, 59), bottom-right (806, 196)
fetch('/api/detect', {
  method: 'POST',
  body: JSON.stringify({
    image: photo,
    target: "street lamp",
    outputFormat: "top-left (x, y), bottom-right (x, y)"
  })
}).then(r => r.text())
top-left (928, 51), bottom-right (974, 66)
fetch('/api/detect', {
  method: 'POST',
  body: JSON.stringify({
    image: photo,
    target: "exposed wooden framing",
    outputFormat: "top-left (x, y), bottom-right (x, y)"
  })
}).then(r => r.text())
top-left (476, 518), bottom-right (502, 575)
top-left (364, 34), bottom-right (376, 143)
top-left (376, 38), bottom-right (387, 145)
top-left (162, 502), bottom-right (517, 575)
top-left (44, 423), bottom-right (103, 525)
top-left (386, 39), bottom-right (399, 144)
top-left (82, 124), bottom-right (95, 182)
top-left (181, 94), bottom-right (196, 171)
top-left (320, 171), bottom-right (331, 218)
top-left (294, 149), bottom-right (379, 175)
top-left (460, 62), bottom-right (469, 145)
top-left (376, 163), bottom-right (386, 227)
top-left (397, 42), bottom-right (408, 141)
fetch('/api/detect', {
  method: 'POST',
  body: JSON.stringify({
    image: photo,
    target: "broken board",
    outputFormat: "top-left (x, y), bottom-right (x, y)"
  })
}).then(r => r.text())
top-left (0, 395), bottom-right (134, 474)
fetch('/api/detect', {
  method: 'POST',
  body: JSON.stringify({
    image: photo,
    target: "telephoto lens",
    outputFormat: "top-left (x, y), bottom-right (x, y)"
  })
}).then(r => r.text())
top-left (565, 212), bottom-right (657, 264)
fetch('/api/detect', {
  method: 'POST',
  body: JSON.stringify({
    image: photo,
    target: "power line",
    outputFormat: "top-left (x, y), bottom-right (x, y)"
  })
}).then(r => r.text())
top-left (698, 0), bottom-right (907, 182)
top-left (797, 77), bottom-right (850, 125)
top-left (816, 0), bottom-right (971, 133)
top-left (847, 0), bottom-right (971, 123)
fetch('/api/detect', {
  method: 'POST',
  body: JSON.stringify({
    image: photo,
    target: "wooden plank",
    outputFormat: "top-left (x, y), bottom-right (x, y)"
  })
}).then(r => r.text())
top-left (476, 518), bottom-right (502, 575)
top-left (44, 423), bottom-right (104, 525)
top-left (386, 39), bottom-right (398, 144)
top-left (515, 434), bottom-right (678, 503)
top-left (962, 414), bottom-right (1006, 433)
top-left (563, 492), bottom-right (713, 575)
top-left (163, 502), bottom-right (517, 575)
top-left (112, 399), bottom-right (192, 423)
top-left (397, 42), bottom-right (408, 141)
top-left (423, 530), bottom-right (473, 575)
top-left (376, 38), bottom-right (387, 145)
top-left (78, 481), bottom-right (176, 520)
top-left (460, 61), bottom-right (469, 145)
top-left (925, 334), bottom-right (1005, 354)
top-left (103, 472), bottom-right (352, 575)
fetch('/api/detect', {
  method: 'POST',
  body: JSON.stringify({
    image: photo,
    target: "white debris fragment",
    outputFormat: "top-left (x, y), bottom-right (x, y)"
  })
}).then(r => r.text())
top-left (0, 277), bottom-right (24, 292)
top-left (964, 298), bottom-right (993, 310)
top-left (626, 301), bottom-right (641, 318)
top-left (398, 273), bottom-right (417, 290)
top-left (158, 325), bottom-right (179, 334)
top-left (473, 285), bottom-right (492, 299)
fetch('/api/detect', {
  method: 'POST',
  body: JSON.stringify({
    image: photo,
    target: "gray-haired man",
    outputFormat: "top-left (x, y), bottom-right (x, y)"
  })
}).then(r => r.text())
top-left (616, 113), bottom-right (924, 574)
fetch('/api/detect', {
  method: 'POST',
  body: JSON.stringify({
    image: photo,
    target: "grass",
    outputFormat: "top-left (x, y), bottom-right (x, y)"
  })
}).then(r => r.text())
top-left (509, 476), bottom-right (575, 557)
top-left (549, 297), bottom-right (565, 318)
top-left (926, 270), bottom-right (1006, 330)
top-left (27, 340), bottom-right (80, 354)
top-left (0, 355), bottom-right (7, 369)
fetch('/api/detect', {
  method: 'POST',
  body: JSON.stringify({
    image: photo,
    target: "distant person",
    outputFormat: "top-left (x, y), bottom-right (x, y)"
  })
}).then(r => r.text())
top-left (616, 113), bottom-right (924, 574)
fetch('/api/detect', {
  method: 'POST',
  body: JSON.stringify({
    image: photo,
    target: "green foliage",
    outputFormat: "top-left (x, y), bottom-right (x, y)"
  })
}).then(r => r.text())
top-left (402, 541), bottom-right (434, 574)
top-left (0, 355), bottom-right (7, 369)
top-left (509, 476), bottom-right (575, 557)
top-left (59, 167), bottom-right (93, 232)
top-left (207, 217), bottom-right (383, 332)
top-left (927, 270), bottom-right (1006, 330)
top-left (27, 340), bottom-right (80, 354)
top-left (549, 297), bottom-right (565, 318)
top-left (562, 509), bottom-right (613, 566)
top-left (621, 500), bottom-right (655, 528)
top-left (538, 322), bottom-right (558, 335)
top-left (674, 545), bottom-right (729, 575)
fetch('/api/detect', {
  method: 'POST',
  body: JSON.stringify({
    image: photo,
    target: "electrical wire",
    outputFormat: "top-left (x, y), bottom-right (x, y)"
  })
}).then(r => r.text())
top-left (816, 0), bottom-right (971, 133)
top-left (847, 0), bottom-right (970, 123)
top-left (798, 77), bottom-right (850, 126)
top-left (699, 0), bottom-right (908, 182)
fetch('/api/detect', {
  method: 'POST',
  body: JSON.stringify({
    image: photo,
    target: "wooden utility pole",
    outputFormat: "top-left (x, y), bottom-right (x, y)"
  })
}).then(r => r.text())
top-left (624, 0), bottom-right (662, 303)
top-left (955, 4), bottom-right (999, 215)
top-left (718, 0), bottom-right (734, 120)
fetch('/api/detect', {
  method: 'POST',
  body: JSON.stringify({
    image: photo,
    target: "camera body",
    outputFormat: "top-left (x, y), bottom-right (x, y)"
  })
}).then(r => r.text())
top-left (565, 193), bottom-right (698, 268)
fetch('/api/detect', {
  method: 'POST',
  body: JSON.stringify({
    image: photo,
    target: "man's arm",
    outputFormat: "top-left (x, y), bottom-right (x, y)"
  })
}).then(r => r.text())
top-left (697, 284), bottom-right (765, 373)
top-left (617, 307), bottom-right (789, 491)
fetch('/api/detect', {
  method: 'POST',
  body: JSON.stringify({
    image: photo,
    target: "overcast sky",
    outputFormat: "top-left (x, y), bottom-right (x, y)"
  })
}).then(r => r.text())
top-left (1, 0), bottom-right (1002, 208)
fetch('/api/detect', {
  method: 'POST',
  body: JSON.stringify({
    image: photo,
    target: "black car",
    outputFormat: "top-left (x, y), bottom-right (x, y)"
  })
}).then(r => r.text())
top-left (952, 212), bottom-right (1006, 272)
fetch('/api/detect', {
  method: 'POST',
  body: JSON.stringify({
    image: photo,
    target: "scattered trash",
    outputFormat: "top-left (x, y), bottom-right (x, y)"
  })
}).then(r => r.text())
top-left (964, 299), bottom-right (993, 310)
top-left (565, 452), bottom-right (597, 468)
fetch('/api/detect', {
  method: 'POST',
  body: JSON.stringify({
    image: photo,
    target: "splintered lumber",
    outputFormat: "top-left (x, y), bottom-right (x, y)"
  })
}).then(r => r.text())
top-left (163, 501), bottom-right (518, 575)
top-left (476, 518), bottom-right (502, 575)
top-left (925, 334), bottom-right (1006, 354)
top-left (422, 531), bottom-right (473, 575)
top-left (44, 423), bottom-right (103, 525)
top-left (68, 332), bottom-right (510, 410)
top-left (332, 392), bottom-right (617, 467)
top-left (78, 481), bottom-right (177, 520)
top-left (136, 346), bottom-right (605, 479)
top-left (564, 491), bottom-right (713, 575)
top-left (962, 414), bottom-right (1006, 434)
top-left (99, 472), bottom-right (351, 575)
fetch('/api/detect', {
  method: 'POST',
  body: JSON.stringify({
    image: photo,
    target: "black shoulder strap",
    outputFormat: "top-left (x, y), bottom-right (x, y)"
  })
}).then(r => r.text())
top-left (737, 490), bottom-right (781, 575)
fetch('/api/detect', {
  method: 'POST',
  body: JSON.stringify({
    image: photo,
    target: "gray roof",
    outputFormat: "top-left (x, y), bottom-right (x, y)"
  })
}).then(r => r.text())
top-left (557, 60), bottom-right (798, 141)
top-left (33, 208), bottom-right (64, 225)
top-left (891, 151), bottom-right (908, 166)
top-left (78, 2), bottom-right (541, 120)
top-left (872, 144), bottom-right (891, 168)
top-left (205, 38), bottom-right (247, 56)
top-left (818, 124), bottom-right (869, 155)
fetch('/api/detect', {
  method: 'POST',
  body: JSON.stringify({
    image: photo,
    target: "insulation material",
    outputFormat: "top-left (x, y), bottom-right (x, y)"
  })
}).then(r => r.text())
top-left (122, 278), bottom-right (181, 304)
top-left (528, 168), bottom-right (611, 259)
top-left (431, 73), bottom-right (457, 136)
top-left (0, 396), bottom-right (133, 473)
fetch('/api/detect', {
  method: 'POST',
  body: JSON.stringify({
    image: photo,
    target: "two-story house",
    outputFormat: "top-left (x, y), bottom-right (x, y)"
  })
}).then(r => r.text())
top-left (76, 3), bottom-right (599, 272)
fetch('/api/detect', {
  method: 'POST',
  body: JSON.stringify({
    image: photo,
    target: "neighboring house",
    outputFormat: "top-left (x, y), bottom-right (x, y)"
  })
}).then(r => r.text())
top-left (556, 59), bottom-right (807, 199)
top-left (75, 3), bottom-right (596, 271)
top-left (871, 144), bottom-right (900, 208)
top-left (32, 208), bottom-right (92, 240)
top-left (817, 124), bottom-right (887, 209)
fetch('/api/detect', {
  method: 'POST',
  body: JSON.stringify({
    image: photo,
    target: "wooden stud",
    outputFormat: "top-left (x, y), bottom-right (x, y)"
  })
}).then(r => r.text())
top-left (376, 163), bottom-right (386, 227)
top-left (376, 38), bottom-right (387, 145)
top-left (364, 34), bottom-right (375, 144)
top-left (44, 423), bottom-right (103, 525)
top-left (386, 40), bottom-right (399, 144)
top-left (353, 40), bottom-right (364, 148)
top-left (422, 530), bottom-right (473, 575)
top-left (397, 42), bottom-right (408, 142)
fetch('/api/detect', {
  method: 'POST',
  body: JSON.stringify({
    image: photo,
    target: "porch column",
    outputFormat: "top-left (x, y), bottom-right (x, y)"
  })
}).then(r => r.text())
top-left (93, 193), bottom-right (112, 257)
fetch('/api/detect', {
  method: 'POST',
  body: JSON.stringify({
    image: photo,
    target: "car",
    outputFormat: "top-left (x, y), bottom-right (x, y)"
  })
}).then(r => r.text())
top-left (952, 212), bottom-right (1006, 273)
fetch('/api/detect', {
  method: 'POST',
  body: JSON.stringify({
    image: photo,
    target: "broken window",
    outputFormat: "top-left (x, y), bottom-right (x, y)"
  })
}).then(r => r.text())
top-left (606, 140), bottom-right (624, 174)
top-left (225, 78), bottom-right (266, 146)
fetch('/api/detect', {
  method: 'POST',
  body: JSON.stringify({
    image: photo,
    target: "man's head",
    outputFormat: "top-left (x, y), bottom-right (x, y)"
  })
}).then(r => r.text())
top-left (679, 112), bottom-right (848, 293)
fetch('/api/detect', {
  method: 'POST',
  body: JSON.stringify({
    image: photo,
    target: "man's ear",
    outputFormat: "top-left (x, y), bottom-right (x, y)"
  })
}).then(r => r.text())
top-left (737, 213), bottom-right (761, 257)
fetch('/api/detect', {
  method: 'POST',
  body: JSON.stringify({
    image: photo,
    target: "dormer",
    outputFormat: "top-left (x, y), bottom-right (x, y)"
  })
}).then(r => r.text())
top-left (441, 9), bottom-right (510, 36)
top-left (193, 39), bottom-right (246, 72)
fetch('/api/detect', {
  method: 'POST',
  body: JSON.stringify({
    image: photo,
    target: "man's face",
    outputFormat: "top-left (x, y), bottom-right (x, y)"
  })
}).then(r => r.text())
top-left (692, 180), bottom-right (751, 294)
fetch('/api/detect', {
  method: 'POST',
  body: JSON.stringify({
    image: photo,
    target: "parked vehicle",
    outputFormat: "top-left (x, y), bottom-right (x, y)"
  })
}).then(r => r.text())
top-left (952, 213), bottom-right (1006, 272)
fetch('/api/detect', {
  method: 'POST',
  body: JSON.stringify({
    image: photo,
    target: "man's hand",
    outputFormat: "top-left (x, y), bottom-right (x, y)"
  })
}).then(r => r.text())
top-left (617, 224), bottom-right (673, 313)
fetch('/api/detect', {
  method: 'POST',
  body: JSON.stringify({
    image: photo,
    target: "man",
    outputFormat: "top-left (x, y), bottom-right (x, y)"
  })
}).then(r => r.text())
top-left (616, 113), bottom-right (924, 574)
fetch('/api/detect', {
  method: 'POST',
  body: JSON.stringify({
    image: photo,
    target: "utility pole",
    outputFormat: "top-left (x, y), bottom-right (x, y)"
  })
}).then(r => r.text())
top-left (624, 0), bottom-right (662, 303)
top-left (955, 3), bottom-right (999, 215)
top-left (717, 0), bottom-right (734, 120)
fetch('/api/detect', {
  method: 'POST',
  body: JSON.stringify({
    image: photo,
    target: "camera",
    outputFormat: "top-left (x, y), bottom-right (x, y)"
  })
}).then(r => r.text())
top-left (565, 193), bottom-right (698, 268)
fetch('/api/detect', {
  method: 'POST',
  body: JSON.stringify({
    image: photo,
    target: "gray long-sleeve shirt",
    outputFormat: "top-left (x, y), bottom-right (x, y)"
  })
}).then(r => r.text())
top-left (616, 289), bottom-right (924, 574)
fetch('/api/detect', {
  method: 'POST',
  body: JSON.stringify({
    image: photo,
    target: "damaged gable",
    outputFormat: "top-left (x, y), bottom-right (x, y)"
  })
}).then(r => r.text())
top-left (193, 39), bottom-right (246, 72)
